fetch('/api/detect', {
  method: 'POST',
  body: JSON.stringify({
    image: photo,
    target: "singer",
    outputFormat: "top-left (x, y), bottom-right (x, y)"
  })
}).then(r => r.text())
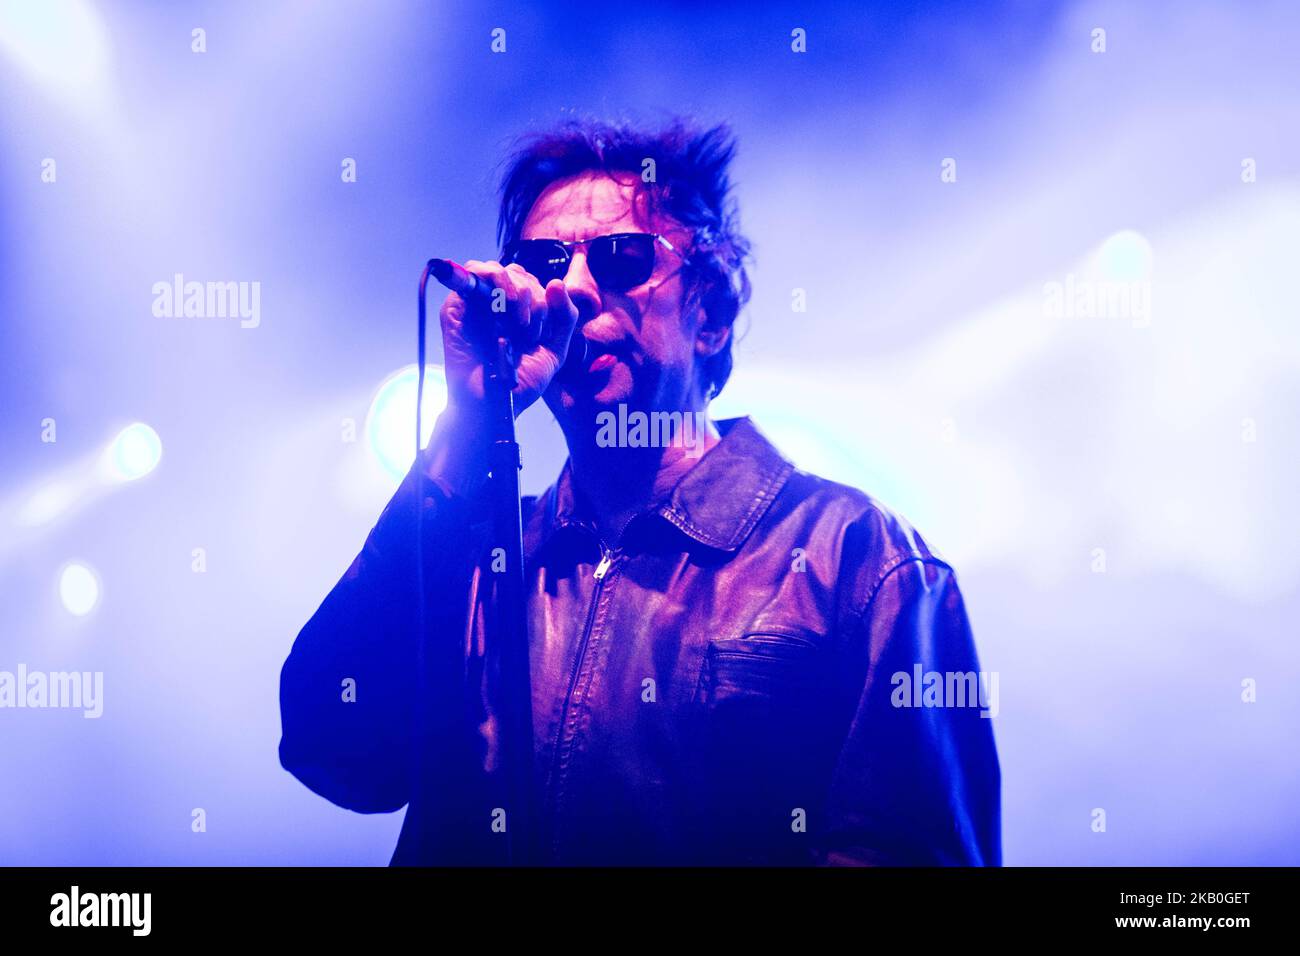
top-left (278, 118), bottom-right (1001, 866)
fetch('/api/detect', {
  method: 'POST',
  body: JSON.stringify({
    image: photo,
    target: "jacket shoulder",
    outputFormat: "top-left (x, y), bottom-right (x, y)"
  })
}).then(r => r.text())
top-left (770, 468), bottom-right (954, 606)
top-left (781, 468), bottom-right (945, 555)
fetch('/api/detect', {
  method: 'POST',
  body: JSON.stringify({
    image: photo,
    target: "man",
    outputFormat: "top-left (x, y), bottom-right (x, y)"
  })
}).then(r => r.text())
top-left (279, 118), bottom-right (1001, 866)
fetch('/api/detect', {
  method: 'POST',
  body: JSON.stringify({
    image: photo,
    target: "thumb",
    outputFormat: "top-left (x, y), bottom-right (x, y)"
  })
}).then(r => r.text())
top-left (539, 279), bottom-right (581, 361)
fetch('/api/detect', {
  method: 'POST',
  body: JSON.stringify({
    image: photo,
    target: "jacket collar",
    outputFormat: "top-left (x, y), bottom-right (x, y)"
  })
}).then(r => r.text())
top-left (536, 416), bottom-right (794, 554)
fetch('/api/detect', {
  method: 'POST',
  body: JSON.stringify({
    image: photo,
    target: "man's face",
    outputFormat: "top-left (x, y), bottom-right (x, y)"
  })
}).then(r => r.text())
top-left (521, 170), bottom-right (719, 428)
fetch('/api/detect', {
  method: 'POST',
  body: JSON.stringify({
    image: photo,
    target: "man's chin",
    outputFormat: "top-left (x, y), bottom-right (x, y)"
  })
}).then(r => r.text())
top-left (562, 388), bottom-right (632, 415)
top-left (547, 380), bottom-right (639, 437)
top-left (554, 365), bottom-right (634, 407)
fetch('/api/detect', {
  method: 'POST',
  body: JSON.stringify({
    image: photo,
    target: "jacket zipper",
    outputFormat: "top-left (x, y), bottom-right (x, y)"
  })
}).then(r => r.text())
top-left (547, 543), bottom-right (619, 850)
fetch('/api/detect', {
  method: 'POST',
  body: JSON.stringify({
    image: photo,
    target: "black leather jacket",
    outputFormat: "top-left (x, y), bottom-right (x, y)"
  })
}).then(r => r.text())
top-left (279, 417), bottom-right (1001, 865)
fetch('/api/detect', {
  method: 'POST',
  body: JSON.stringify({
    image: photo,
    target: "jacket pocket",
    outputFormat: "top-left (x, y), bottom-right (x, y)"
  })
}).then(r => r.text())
top-left (700, 629), bottom-right (825, 706)
top-left (690, 630), bottom-right (833, 849)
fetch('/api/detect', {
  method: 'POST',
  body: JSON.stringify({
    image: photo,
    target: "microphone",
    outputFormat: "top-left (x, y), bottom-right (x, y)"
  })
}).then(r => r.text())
top-left (427, 258), bottom-right (588, 372)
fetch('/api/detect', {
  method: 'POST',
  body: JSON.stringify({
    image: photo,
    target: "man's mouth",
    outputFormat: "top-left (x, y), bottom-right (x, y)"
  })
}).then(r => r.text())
top-left (587, 352), bottom-right (618, 373)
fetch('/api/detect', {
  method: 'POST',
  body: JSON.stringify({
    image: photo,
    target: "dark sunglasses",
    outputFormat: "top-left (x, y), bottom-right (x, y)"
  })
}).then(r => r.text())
top-left (501, 232), bottom-right (687, 292)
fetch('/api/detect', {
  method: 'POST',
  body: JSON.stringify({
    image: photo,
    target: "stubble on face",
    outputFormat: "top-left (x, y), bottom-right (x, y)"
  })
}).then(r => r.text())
top-left (523, 172), bottom-right (704, 427)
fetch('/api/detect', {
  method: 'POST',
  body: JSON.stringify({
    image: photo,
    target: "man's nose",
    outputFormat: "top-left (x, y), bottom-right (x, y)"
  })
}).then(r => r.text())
top-left (563, 250), bottom-right (602, 322)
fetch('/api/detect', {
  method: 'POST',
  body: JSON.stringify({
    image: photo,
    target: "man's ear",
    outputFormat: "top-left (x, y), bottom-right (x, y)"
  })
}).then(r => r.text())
top-left (693, 301), bottom-right (731, 359)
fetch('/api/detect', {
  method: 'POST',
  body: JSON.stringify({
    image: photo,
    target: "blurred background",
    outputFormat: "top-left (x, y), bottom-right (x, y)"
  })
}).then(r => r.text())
top-left (1, 0), bottom-right (1297, 865)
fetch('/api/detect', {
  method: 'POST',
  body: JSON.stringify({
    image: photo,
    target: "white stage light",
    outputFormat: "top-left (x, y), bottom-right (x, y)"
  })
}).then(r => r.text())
top-left (365, 365), bottom-right (447, 481)
top-left (105, 423), bottom-right (163, 481)
top-left (1095, 230), bottom-right (1153, 281)
top-left (59, 561), bottom-right (100, 616)
top-left (16, 479), bottom-right (78, 527)
top-left (0, 0), bottom-right (111, 104)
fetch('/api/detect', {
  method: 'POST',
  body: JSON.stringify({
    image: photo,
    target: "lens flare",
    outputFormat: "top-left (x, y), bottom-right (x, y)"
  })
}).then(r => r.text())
top-left (106, 423), bottom-right (163, 481)
top-left (58, 562), bottom-right (100, 616)
top-left (365, 365), bottom-right (447, 481)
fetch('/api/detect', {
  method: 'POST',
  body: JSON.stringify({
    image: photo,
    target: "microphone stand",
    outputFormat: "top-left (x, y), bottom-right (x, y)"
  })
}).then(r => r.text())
top-left (480, 332), bottom-right (540, 867)
top-left (415, 261), bottom-right (539, 867)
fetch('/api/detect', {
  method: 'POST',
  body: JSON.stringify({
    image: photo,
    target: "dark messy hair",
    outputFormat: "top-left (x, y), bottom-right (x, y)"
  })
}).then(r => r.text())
top-left (496, 117), bottom-right (752, 401)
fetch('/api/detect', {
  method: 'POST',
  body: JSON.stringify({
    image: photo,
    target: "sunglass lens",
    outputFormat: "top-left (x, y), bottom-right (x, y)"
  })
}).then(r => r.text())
top-left (590, 234), bottom-right (656, 290)
top-left (507, 241), bottom-right (569, 284)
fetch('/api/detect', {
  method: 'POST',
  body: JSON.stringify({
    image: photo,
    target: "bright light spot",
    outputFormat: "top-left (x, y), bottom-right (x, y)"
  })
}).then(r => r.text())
top-left (1095, 230), bottom-right (1153, 281)
top-left (59, 562), bottom-right (100, 616)
top-left (757, 412), bottom-right (870, 491)
top-left (0, 0), bottom-right (111, 103)
top-left (105, 423), bottom-right (163, 481)
top-left (365, 365), bottom-right (447, 481)
top-left (16, 479), bottom-right (78, 526)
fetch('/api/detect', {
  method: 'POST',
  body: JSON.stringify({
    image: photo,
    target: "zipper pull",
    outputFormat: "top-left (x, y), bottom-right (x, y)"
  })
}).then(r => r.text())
top-left (593, 550), bottom-right (614, 581)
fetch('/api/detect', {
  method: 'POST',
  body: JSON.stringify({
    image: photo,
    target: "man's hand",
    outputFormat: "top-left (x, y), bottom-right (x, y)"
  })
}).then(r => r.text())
top-left (439, 260), bottom-right (581, 420)
top-left (425, 260), bottom-right (581, 494)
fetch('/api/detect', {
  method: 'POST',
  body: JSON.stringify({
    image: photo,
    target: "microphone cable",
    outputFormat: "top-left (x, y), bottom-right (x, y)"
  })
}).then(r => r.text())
top-left (412, 261), bottom-right (432, 836)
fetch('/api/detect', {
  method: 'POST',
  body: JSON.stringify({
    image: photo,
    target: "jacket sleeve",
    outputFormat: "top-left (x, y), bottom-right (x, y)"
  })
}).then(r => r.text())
top-left (817, 557), bottom-right (1002, 865)
top-left (277, 457), bottom-right (482, 814)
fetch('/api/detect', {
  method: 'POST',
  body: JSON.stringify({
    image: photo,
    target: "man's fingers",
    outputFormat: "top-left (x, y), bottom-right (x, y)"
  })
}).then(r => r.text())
top-left (540, 279), bottom-right (581, 359)
top-left (504, 263), bottom-right (547, 347)
top-left (440, 260), bottom-right (573, 385)
top-left (462, 260), bottom-right (532, 343)
top-left (504, 262), bottom-right (548, 310)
